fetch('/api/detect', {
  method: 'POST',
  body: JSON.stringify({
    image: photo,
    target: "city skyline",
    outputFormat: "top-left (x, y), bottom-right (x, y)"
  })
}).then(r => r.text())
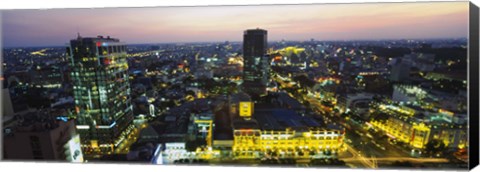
top-left (1, 2), bottom-right (473, 168)
top-left (2, 2), bottom-right (468, 47)
top-left (2, 30), bottom-right (471, 168)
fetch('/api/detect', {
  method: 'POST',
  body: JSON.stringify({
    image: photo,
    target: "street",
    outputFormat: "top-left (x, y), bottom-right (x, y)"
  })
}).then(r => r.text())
top-left (272, 73), bottom-right (450, 168)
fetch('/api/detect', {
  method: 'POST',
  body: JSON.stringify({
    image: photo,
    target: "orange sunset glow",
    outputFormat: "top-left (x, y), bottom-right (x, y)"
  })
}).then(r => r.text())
top-left (2, 1), bottom-right (468, 47)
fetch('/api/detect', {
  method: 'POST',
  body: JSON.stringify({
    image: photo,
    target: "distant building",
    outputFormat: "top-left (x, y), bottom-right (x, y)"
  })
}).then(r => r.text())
top-left (392, 84), bottom-right (427, 103)
top-left (149, 45), bottom-right (160, 51)
top-left (5, 74), bottom-right (31, 98)
top-left (277, 46), bottom-right (306, 65)
top-left (67, 35), bottom-right (134, 154)
top-left (337, 92), bottom-right (374, 116)
top-left (194, 68), bottom-right (214, 79)
top-left (29, 65), bottom-right (64, 89)
top-left (405, 53), bottom-right (436, 72)
top-left (390, 58), bottom-right (411, 82)
top-left (242, 28), bottom-right (270, 98)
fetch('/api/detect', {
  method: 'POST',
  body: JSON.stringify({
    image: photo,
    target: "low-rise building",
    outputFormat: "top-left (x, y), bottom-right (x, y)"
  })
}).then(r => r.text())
top-left (370, 104), bottom-right (467, 150)
top-left (232, 104), bottom-right (345, 159)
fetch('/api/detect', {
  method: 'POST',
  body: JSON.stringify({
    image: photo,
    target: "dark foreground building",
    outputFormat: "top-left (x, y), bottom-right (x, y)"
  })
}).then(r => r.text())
top-left (3, 109), bottom-right (80, 161)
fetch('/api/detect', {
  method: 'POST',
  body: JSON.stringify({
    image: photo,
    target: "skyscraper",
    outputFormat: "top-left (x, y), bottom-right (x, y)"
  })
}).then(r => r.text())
top-left (67, 35), bottom-right (134, 154)
top-left (242, 28), bottom-right (269, 99)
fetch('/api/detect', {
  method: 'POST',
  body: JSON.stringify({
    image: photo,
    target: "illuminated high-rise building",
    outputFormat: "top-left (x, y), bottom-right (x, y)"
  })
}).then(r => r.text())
top-left (242, 28), bottom-right (270, 98)
top-left (67, 35), bottom-right (134, 154)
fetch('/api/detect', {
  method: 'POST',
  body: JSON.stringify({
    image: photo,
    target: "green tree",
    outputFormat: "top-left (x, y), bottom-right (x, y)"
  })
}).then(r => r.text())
top-left (185, 138), bottom-right (207, 152)
top-left (425, 140), bottom-right (446, 156)
top-left (186, 90), bottom-right (196, 97)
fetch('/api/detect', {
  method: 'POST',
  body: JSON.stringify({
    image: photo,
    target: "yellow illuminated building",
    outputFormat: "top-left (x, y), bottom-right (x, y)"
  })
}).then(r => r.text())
top-left (370, 105), bottom-right (468, 150)
top-left (411, 123), bottom-right (430, 149)
top-left (193, 113), bottom-right (214, 147)
top-left (232, 128), bottom-right (345, 159)
top-left (378, 104), bottom-right (415, 116)
top-left (275, 46), bottom-right (306, 57)
top-left (370, 117), bottom-right (414, 144)
top-left (90, 140), bottom-right (99, 149)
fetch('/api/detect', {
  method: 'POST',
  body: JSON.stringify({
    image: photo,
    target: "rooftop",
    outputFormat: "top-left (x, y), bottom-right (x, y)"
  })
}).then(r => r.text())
top-left (253, 108), bottom-right (322, 131)
top-left (244, 28), bottom-right (267, 35)
top-left (71, 35), bottom-right (120, 42)
top-left (232, 118), bottom-right (259, 130)
top-left (3, 108), bottom-right (71, 135)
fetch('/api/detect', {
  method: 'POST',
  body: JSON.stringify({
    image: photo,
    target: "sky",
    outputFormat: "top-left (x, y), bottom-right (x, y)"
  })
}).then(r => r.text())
top-left (1, 2), bottom-right (469, 47)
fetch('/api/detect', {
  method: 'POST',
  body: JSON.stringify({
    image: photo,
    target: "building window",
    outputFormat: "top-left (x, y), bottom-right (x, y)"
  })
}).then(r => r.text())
top-left (30, 136), bottom-right (43, 159)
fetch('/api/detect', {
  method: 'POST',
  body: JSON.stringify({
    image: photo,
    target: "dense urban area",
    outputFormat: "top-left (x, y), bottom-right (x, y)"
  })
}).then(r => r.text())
top-left (2, 29), bottom-right (469, 169)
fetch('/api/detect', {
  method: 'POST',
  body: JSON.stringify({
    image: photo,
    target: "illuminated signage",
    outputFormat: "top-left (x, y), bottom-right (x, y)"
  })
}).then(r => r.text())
top-left (239, 101), bottom-right (253, 117)
top-left (56, 116), bottom-right (69, 122)
top-left (76, 125), bottom-right (90, 129)
top-left (149, 104), bottom-right (155, 116)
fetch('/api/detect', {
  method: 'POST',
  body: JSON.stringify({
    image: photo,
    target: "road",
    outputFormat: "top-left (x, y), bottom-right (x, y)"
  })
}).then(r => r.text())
top-left (343, 144), bottom-right (377, 168)
top-left (342, 157), bottom-right (449, 163)
top-left (272, 73), bottom-right (450, 168)
top-left (302, 92), bottom-right (411, 157)
top-left (114, 124), bottom-right (146, 154)
top-left (274, 74), bottom-right (374, 168)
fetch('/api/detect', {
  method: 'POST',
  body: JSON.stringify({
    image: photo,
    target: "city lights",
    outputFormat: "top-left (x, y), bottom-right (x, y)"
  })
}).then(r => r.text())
top-left (1, 3), bottom-right (472, 170)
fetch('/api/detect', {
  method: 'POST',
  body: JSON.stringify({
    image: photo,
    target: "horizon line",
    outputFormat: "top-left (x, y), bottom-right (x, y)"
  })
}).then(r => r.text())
top-left (2, 37), bottom-right (468, 49)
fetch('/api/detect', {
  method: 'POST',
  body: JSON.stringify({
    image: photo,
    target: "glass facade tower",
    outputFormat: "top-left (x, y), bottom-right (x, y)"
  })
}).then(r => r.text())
top-left (67, 35), bottom-right (134, 154)
top-left (242, 29), bottom-right (270, 98)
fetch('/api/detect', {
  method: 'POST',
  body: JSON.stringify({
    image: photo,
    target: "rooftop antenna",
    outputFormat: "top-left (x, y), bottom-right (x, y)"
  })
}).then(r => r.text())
top-left (76, 26), bottom-right (81, 39)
